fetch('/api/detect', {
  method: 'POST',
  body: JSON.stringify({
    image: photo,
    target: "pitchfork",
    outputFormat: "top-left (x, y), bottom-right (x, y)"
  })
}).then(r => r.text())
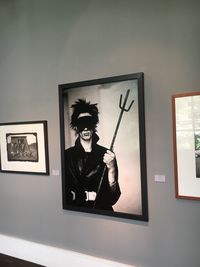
top-left (93, 89), bottom-right (134, 208)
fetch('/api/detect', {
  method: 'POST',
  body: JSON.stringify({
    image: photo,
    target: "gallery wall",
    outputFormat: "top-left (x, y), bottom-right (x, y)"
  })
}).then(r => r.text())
top-left (0, 0), bottom-right (200, 267)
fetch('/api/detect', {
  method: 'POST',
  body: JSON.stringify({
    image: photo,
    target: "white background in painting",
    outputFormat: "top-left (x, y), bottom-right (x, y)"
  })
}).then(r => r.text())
top-left (64, 79), bottom-right (142, 215)
top-left (176, 96), bottom-right (200, 197)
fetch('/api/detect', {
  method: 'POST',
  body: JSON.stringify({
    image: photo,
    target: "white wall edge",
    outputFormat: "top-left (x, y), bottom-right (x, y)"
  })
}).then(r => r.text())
top-left (0, 234), bottom-right (135, 267)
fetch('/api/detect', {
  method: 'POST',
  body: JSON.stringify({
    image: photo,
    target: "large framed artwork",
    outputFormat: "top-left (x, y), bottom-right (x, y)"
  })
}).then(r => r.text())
top-left (0, 121), bottom-right (49, 175)
top-left (59, 73), bottom-right (148, 221)
top-left (172, 92), bottom-right (200, 200)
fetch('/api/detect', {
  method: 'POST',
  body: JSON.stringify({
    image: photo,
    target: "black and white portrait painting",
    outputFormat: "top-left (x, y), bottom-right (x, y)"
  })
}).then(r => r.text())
top-left (59, 73), bottom-right (148, 221)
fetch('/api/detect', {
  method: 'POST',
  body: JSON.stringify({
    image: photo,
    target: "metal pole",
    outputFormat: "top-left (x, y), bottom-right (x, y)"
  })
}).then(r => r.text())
top-left (93, 89), bottom-right (134, 208)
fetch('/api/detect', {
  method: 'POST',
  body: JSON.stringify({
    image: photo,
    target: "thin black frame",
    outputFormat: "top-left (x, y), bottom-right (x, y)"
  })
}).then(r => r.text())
top-left (59, 73), bottom-right (148, 221)
top-left (0, 120), bottom-right (49, 175)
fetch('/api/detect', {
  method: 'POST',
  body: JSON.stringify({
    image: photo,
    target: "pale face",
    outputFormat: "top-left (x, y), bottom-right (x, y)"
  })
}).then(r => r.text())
top-left (79, 128), bottom-right (94, 141)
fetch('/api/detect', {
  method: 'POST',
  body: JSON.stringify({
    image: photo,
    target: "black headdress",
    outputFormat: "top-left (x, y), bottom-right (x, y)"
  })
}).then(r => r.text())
top-left (70, 99), bottom-right (99, 131)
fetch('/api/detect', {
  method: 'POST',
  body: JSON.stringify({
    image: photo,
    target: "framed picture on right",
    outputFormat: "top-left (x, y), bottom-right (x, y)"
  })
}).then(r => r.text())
top-left (172, 92), bottom-right (200, 200)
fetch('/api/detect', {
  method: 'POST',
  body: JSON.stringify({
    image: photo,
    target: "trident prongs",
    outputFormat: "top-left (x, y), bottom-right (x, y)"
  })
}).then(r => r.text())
top-left (110, 89), bottom-right (134, 151)
top-left (119, 89), bottom-right (134, 112)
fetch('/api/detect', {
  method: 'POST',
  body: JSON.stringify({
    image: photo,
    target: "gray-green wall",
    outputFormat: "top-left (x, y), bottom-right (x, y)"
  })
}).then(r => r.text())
top-left (0, 1), bottom-right (200, 266)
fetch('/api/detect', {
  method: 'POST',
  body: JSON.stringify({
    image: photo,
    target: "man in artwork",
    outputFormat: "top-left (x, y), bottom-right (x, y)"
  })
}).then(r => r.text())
top-left (64, 99), bottom-right (121, 210)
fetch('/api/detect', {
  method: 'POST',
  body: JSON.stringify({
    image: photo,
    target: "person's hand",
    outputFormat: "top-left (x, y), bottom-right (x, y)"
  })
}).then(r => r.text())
top-left (103, 150), bottom-right (115, 169)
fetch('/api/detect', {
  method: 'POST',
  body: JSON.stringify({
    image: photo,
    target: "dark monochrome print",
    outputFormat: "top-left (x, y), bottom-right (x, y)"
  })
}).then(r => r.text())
top-left (6, 133), bottom-right (38, 162)
top-left (195, 133), bottom-right (200, 178)
top-left (64, 99), bottom-right (121, 210)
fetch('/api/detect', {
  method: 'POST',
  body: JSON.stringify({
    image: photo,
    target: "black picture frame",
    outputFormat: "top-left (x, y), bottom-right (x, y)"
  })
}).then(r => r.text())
top-left (0, 120), bottom-right (49, 175)
top-left (59, 73), bottom-right (148, 221)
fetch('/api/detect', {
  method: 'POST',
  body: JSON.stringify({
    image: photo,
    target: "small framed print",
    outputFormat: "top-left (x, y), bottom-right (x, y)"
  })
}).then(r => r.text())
top-left (0, 121), bottom-right (49, 175)
top-left (59, 73), bottom-right (148, 221)
top-left (172, 92), bottom-right (200, 200)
